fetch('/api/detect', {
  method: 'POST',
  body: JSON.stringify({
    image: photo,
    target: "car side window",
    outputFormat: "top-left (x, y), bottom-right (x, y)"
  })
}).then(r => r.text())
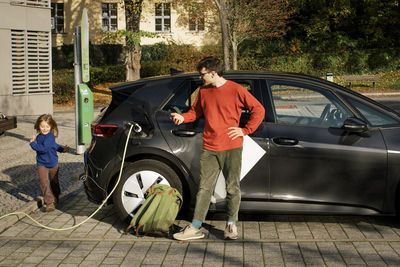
top-left (270, 82), bottom-right (352, 128)
top-left (163, 80), bottom-right (255, 115)
top-left (162, 81), bottom-right (201, 114)
top-left (340, 94), bottom-right (399, 126)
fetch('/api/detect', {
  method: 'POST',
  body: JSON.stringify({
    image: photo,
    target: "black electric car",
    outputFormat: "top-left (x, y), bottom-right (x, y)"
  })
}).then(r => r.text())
top-left (83, 71), bottom-right (400, 221)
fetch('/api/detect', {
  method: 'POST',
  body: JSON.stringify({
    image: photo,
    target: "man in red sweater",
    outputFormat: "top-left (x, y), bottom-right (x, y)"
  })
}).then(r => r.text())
top-left (171, 56), bottom-right (265, 240)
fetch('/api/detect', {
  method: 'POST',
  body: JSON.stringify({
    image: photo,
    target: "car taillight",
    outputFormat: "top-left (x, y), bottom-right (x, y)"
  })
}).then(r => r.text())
top-left (91, 123), bottom-right (118, 138)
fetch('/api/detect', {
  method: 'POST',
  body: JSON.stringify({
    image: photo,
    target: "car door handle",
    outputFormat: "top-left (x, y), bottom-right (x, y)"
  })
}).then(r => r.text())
top-left (272, 137), bottom-right (299, 146)
top-left (172, 129), bottom-right (197, 137)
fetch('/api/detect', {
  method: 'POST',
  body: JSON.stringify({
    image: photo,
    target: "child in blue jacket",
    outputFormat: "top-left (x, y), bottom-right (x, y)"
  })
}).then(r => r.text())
top-left (29, 114), bottom-right (68, 212)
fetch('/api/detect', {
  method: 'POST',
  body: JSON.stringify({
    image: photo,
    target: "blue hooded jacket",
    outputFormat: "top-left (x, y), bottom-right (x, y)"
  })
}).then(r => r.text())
top-left (30, 131), bottom-right (64, 168)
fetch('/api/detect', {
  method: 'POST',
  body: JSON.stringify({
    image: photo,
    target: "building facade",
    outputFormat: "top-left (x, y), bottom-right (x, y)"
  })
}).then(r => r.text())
top-left (51, 1), bottom-right (218, 47)
top-left (0, 0), bottom-right (53, 116)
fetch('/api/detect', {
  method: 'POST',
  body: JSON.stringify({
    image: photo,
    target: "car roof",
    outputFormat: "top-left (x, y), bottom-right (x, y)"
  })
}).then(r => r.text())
top-left (109, 71), bottom-right (400, 118)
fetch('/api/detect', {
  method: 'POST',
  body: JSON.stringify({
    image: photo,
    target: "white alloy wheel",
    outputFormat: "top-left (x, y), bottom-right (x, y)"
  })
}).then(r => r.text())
top-left (121, 170), bottom-right (170, 217)
top-left (113, 159), bottom-right (183, 221)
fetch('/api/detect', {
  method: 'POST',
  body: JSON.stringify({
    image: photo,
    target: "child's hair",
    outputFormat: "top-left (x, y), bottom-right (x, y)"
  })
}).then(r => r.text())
top-left (34, 114), bottom-right (59, 137)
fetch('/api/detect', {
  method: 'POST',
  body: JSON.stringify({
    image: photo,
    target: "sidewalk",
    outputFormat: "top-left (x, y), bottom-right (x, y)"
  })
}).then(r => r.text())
top-left (1, 188), bottom-right (400, 266)
top-left (1, 103), bottom-right (400, 266)
top-left (0, 107), bottom-right (85, 218)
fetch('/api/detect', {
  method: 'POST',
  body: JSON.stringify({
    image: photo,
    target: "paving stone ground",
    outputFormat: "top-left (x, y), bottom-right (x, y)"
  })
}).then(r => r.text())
top-left (1, 103), bottom-right (400, 266)
top-left (1, 191), bottom-right (400, 266)
top-left (0, 107), bottom-right (89, 217)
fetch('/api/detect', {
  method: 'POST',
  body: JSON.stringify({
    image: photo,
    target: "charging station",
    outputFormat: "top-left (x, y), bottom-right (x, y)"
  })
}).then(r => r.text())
top-left (78, 84), bottom-right (93, 143)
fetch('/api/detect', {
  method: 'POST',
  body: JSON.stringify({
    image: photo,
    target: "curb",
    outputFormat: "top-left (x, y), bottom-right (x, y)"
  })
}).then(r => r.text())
top-left (0, 197), bottom-right (42, 234)
top-left (363, 92), bottom-right (400, 97)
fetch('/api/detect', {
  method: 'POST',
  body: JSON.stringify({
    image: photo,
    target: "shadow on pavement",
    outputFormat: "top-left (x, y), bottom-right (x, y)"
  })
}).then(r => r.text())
top-left (1, 162), bottom-right (84, 203)
top-left (3, 132), bottom-right (30, 142)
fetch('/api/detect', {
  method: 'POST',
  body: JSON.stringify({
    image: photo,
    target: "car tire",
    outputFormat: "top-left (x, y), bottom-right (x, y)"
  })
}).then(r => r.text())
top-left (112, 159), bottom-right (183, 221)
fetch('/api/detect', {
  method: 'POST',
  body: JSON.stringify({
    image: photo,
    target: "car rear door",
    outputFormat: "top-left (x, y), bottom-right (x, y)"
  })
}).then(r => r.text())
top-left (263, 79), bottom-right (387, 212)
top-left (156, 77), bottom-right (270, 203)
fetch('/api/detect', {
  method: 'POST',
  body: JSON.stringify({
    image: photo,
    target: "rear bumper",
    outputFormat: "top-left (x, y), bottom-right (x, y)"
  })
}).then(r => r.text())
top-left (0, 116), bottom-right (17, 132)
top-left (83, 149), bottom-right (123, 205)
top-left (83, 152), bottom-right (108, 204)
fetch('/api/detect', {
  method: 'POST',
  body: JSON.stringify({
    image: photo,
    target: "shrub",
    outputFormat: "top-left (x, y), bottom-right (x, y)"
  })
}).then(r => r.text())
top-left (52, 69), bottom-right (75, 104)
top-left (53, 44), bottom-right (124, 69)
top-left (345, 50), bottom-right (367, 73)
top-left (90, 44), bottom-right (124, 66)
top-left (52, 45), bottom-right (74, 69)
top-left (312, 53), bottom-right (332, 73)
top-left (140, 43), bottom-right (222, 77)
top-left (53, 65), bottom-right (125, 104)
top-left (367, 51), bottom-right (390, 70)
top-left (87, 65), bottom-right (125, 88)
top-left (142, 43), bottom-right (168, 61)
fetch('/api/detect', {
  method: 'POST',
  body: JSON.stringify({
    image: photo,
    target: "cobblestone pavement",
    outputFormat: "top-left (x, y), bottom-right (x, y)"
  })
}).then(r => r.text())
top-left (0, 106), bottom-right (88, 217)
top-left (1, 101), bottom-right (400, 266)
top-left (1, 191), bottom-right (400, 266)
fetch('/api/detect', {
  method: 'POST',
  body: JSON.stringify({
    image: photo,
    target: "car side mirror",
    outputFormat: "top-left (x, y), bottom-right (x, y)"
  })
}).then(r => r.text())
top-left (342, 117), bottom-right (370, 136)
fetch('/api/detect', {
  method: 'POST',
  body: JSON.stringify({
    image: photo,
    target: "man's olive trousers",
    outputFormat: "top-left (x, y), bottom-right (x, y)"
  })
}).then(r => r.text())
top-left (193, 147), bottom-right (243, 223)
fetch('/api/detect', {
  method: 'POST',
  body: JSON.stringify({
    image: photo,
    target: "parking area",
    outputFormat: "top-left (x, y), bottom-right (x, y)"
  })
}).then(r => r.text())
top-left (1, 103), bottom-right (400, 266)
top-left (1, 191), bottom-right (400, 266)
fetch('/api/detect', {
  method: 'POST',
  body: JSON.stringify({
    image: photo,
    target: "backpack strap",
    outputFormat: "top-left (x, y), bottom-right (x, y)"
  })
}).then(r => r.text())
top-left (136, 224), bottom-right (143, 237)
top-left (124, 224), bottom-right (134, 235)
top-left (169, 188), bottom-right (183, 210)
top-left (177, 194), bottom-right (183, 210)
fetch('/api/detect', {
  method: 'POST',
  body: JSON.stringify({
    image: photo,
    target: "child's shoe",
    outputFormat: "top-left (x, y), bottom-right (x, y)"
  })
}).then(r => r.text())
top-left (42, 202), bottom-right (56, 212)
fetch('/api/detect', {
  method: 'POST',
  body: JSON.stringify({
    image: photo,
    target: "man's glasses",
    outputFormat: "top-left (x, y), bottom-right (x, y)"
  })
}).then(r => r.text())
top-left (199, 71), bottom-right (211, 77)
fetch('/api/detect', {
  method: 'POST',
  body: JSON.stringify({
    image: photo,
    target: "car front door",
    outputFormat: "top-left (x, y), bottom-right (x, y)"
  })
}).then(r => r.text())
top-left (156, 77), bottom-right (269, 206)
top-left (264, 79), bottom-right (387, 212)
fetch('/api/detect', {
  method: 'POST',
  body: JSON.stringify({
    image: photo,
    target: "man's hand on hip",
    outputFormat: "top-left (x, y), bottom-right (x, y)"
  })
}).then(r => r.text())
top-left (170, 113), bottom-right (184, 125)
top-left (228, 127), bottom-right (244, 140)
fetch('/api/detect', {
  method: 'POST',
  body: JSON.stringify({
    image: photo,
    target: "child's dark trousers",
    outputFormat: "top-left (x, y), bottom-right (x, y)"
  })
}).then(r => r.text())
top-left (37, 164), bottom-right (60, 205)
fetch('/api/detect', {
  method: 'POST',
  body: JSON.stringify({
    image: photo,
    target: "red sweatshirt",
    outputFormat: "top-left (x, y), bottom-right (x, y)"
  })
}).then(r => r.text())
top-left (182, 80), bottom-right (265, 151)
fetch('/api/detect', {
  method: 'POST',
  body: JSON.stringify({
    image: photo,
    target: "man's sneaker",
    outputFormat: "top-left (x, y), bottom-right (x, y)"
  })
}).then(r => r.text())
top-left (173, 224), bottom-right (205, 241)
top-left (224, 222), bottom-right (238, 240)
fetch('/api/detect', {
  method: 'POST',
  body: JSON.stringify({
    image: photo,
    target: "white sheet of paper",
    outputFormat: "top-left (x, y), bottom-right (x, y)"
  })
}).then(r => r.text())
top-left (211, 135), bottom-right (266, 203)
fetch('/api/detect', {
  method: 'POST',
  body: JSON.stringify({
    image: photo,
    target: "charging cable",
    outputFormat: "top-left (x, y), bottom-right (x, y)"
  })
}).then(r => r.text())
top-left (0, 123), bottom-right (134, 231)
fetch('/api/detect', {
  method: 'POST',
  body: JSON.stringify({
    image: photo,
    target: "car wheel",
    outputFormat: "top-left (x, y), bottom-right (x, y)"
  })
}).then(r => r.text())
top-left (113, 159), bottom-right (183, 221)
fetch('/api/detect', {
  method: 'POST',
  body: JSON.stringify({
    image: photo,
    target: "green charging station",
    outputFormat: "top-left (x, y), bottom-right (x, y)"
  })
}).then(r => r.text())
top-left (78, 83), bottom-right (93, 143)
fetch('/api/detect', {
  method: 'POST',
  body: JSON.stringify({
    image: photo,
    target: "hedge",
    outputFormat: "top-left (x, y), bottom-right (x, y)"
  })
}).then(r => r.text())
top-left (53, 43), bottom-right (400, 104)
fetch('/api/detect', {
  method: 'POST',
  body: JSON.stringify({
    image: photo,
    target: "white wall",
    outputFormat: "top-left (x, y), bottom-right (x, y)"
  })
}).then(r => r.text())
top-left (0, 0), bottom-right (53, 116)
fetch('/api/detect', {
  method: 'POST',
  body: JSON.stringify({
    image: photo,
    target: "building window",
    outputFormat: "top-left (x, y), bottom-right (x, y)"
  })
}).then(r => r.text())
top-left (13, 0), bottom-right (50, 8)
top-left (155, 3), bottom-right (171, 32)
top-left (189, 3), bottom-right (204, 32)
top-left (51, 3), bottom-right (64, 34)
top-left (102, 3), bottom-right (118, 32)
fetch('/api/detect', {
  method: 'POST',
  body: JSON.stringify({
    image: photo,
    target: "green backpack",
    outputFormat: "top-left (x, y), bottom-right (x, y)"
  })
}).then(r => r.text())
top-left (126, 184), bottom-right (183, 236)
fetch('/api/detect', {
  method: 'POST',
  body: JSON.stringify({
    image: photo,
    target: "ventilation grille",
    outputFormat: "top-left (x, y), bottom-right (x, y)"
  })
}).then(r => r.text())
top-left (11, 0), bottom-right (50, 8)
top-left (11, 30), bottom-right (51, 95)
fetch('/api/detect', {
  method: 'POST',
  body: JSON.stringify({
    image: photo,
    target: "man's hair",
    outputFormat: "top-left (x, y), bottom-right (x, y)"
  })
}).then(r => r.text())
top-left (196, 56), bottom-right (224, 76)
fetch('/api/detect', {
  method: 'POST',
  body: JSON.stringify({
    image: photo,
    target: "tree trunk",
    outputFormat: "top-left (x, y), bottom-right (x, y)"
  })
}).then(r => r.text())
top-left (125, 43), bottom-right (141, 81)
top-left (124, 0), bottom-right (143, 81)
top-left (232, 31), bottom-right (238, 70)
top-left (215, 0), bottom-right (230, 71)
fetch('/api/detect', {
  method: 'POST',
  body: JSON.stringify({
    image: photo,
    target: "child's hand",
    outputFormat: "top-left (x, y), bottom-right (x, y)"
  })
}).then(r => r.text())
top-left (30, 134), bottom-right (36, 143)
top-left (63, 146), bottom-right (70, 153)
